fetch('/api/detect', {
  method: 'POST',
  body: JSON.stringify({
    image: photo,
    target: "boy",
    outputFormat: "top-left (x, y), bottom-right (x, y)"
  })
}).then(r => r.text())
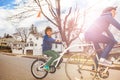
top-left (42, 26), bottom-right (61, 71)
top-left (84, 7), bottom-right (120, 67)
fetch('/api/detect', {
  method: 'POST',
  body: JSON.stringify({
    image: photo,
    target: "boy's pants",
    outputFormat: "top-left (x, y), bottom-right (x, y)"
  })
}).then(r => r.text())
top-left (43, 50), bottom-right (59, 66)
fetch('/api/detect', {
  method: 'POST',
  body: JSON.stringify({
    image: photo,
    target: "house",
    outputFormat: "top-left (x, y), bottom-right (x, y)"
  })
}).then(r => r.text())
top-left (10, 41), bottom-right (25, 54)
top-left (24, 33), bottom-right (43, 55)
top-left (12, 33), bottom-right (22, 41)
top-left (10, 33), bottom-right (26, 54)
top-left (23, 31), bottom-right (64, 55)
top-left (51, 31), bottom-right (86, 53)
top-left (10, 25), bottom-right (85, 55)
top-left (51, 32), bottom-right (63, 53)
top-left (0, 37), bottom-right (15, 46)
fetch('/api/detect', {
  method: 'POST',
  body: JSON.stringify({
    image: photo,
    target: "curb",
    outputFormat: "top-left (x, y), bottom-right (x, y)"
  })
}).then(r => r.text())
top-left (0, 52), bottom-right (67, 63)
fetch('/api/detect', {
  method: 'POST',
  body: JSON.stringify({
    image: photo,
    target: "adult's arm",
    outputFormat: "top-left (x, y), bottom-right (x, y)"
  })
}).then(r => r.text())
top-left (106, 29), bottom-right (114, 39)
top-left (106, 29), bottom-right (117, 43)
top-left (107, 15), bottom-right (120, 30)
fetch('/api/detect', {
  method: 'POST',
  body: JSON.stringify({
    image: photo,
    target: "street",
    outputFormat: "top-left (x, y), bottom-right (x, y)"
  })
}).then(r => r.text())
top-left (0, 53), bottom-right (68, 80)
top-left (0, 53), bottom-right (120, 80)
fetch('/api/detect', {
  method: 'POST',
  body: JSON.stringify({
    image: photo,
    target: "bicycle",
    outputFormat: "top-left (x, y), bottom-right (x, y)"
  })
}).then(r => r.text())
top-left (65, 43), bottom-right (120, 80)
top-left (31, 42), bottom-right (67, 79)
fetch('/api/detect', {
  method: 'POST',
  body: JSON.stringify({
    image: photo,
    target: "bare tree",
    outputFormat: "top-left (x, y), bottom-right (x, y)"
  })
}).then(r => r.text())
top-left (16, 27), bottom-right (29, 42)
top-left (7, 0), bottom-right (87, 51)
top-left (34, 0), bottom-right (82, 48)
top-left (7, 0), bottom-right (39, 26)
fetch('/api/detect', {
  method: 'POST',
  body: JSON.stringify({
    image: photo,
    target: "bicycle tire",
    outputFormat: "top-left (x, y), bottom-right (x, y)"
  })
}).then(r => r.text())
top-left (31, 58), bottom-right (48, 79)
top-left (49, 66), bottom-right (56, 73)
top-left (65, 53), bottom-right (97, 80)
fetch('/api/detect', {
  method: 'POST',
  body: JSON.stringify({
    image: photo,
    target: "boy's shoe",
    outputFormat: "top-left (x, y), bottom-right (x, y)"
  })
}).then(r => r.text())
top-left (43, 65), bottom-right (50, 71)
top-left (99, 58), bottom-right (112, 67)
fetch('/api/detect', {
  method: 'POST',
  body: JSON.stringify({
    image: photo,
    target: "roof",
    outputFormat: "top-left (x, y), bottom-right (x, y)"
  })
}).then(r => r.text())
top-left (0, 37), bottom-right (15, 43)
top-left (29, 33), bottom-right (43, 38)
top-left (11, 41), bottom-right (25, 44)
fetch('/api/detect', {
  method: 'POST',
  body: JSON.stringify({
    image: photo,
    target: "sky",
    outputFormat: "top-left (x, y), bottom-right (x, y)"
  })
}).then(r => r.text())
top-left (0, 0), bottom-right (14, 6)
top-left (0, 0), bottom-right (20, 9)
top-left (0, 0), bottom-right (120, 37)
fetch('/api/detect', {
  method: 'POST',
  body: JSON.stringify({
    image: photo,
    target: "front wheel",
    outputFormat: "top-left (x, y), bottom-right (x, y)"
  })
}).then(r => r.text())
top-left (65, 53), bottom-right (97, 80)
top-left (31, 58), bottom-right (48, 79)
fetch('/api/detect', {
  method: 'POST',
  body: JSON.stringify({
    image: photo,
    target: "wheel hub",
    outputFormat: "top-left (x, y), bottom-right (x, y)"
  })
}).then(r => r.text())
top-left (99, 68), bottom-right (109, 79)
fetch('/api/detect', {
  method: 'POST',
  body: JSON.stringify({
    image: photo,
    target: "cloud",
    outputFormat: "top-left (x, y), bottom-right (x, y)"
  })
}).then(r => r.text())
top-left (13, 0), bottom-right (28, 5)
top-left (0, 0), bottom-right (120, 37)
top-left (0, 19), bottom-right (15, 37)
top-left (14, 0), bottom-right (23, 4)
top-left (0, 9), bottom-right (15, 37)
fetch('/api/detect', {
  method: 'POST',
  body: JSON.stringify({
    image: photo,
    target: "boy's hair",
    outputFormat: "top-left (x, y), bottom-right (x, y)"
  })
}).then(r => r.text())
top-left (102, 6), bottom-right (117, 14)
top-left (45, 26), bottom-right (52, 34)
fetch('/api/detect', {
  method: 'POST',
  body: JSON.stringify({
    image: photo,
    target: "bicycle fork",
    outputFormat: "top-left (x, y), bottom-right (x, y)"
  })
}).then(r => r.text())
top-left (103, 67), bottom-right (109, 73)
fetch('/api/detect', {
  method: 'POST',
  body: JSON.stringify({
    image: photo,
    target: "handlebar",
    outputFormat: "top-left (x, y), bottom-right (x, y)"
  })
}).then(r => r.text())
top-left (114, 43), bottom-right (120, 48)
top-left (61, 42), bottom-right (67, 48)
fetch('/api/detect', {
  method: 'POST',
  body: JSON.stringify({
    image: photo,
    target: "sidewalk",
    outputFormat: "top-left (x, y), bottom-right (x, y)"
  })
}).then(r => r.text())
top-left (1, 52), bottom-right (44, 59)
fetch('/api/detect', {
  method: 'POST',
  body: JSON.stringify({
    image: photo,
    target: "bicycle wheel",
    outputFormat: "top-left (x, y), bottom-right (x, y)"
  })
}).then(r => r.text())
top-left (65, 53), bottom-right (97, 80)
top-left (49, 66), bottom-right (56, 73)
top-left (31, 58), bottom-right (48, 79)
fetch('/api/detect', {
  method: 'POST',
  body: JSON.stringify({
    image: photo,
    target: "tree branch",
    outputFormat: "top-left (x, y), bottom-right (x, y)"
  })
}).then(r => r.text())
top-left (63, 7), bottom-right (72, 31)
top-left (46, 0), bottom-right (57, 17)
top-left (35, 0), bottom-right (58, 27)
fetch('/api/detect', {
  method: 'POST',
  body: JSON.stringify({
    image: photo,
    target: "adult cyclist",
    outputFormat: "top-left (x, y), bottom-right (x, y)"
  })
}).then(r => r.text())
top-left (84, 7), bottom-right (120, 67)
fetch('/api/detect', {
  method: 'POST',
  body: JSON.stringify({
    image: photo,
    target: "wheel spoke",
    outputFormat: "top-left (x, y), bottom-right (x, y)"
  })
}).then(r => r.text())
top-left (65, 53), bottom-right (97, 80)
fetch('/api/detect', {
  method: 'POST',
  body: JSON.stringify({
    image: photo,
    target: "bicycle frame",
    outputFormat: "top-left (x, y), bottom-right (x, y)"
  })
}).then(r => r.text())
top-left (53, 43), bottom-right (93, 67)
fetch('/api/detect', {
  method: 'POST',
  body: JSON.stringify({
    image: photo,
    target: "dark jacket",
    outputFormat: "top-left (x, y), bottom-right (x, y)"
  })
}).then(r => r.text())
top-left (42, 35), bottom-right (61, 52)
top-left (85, 12), bottom-right (120, 40)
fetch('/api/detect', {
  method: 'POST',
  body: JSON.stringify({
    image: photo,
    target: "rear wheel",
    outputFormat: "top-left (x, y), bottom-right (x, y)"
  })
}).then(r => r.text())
top-left (49, 66), bottom-right (56, 73)
top-left (31, 59), bottom-right (48, 79)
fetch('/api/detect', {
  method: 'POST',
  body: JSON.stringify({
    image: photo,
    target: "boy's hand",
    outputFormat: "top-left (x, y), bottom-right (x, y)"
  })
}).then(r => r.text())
top-left (55, 40), bottom-right (61, 42)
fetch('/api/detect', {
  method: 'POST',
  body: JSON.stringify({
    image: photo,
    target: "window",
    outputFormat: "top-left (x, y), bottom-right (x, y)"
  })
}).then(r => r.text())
top-left (25, 44), bottom-right (29, 47)
top-left (29, 38), bottom-right (32, 40)
top-left (55, 44), bottom-right (58, 48)
top-left (30, 43), bottom-right (33, 46)
top-left (36, 37), bottom-right (39, 40)
top-left (13, 44), bottom-right (17, 46)
top-left (35, 44), bottom-right (37, 46)
top-left (18, 48), bottom-right (22, 50)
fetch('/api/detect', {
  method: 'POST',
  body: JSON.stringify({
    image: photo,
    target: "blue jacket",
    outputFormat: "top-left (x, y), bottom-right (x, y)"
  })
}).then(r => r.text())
top-left (85, 12), bottom-right (120, 38)
top-left (42, 35), bottom-right (61, 52)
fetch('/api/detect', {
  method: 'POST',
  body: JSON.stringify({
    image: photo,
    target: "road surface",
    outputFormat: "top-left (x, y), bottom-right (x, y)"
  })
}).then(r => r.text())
top-left (0, 53), bottom-right (120, 80)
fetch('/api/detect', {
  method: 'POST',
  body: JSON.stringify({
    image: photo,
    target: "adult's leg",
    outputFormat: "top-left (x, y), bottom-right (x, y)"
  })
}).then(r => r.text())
top-left (91, 34), bottom-right (116, 59)
top-left (85, 33), bottom-right (116, 66)
top-left (93, 42), bottom-right (102, 58)
top-left (100, 42), bottom-right (115, 59)
top-left (85, 33), bottom-right (102, 68)
top-left (93, 42), bottom-right (102, 68)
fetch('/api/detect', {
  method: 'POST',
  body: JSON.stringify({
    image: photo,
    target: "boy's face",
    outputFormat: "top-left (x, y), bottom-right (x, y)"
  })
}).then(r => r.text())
top-left (46, 30), bottom-right (52, 36)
